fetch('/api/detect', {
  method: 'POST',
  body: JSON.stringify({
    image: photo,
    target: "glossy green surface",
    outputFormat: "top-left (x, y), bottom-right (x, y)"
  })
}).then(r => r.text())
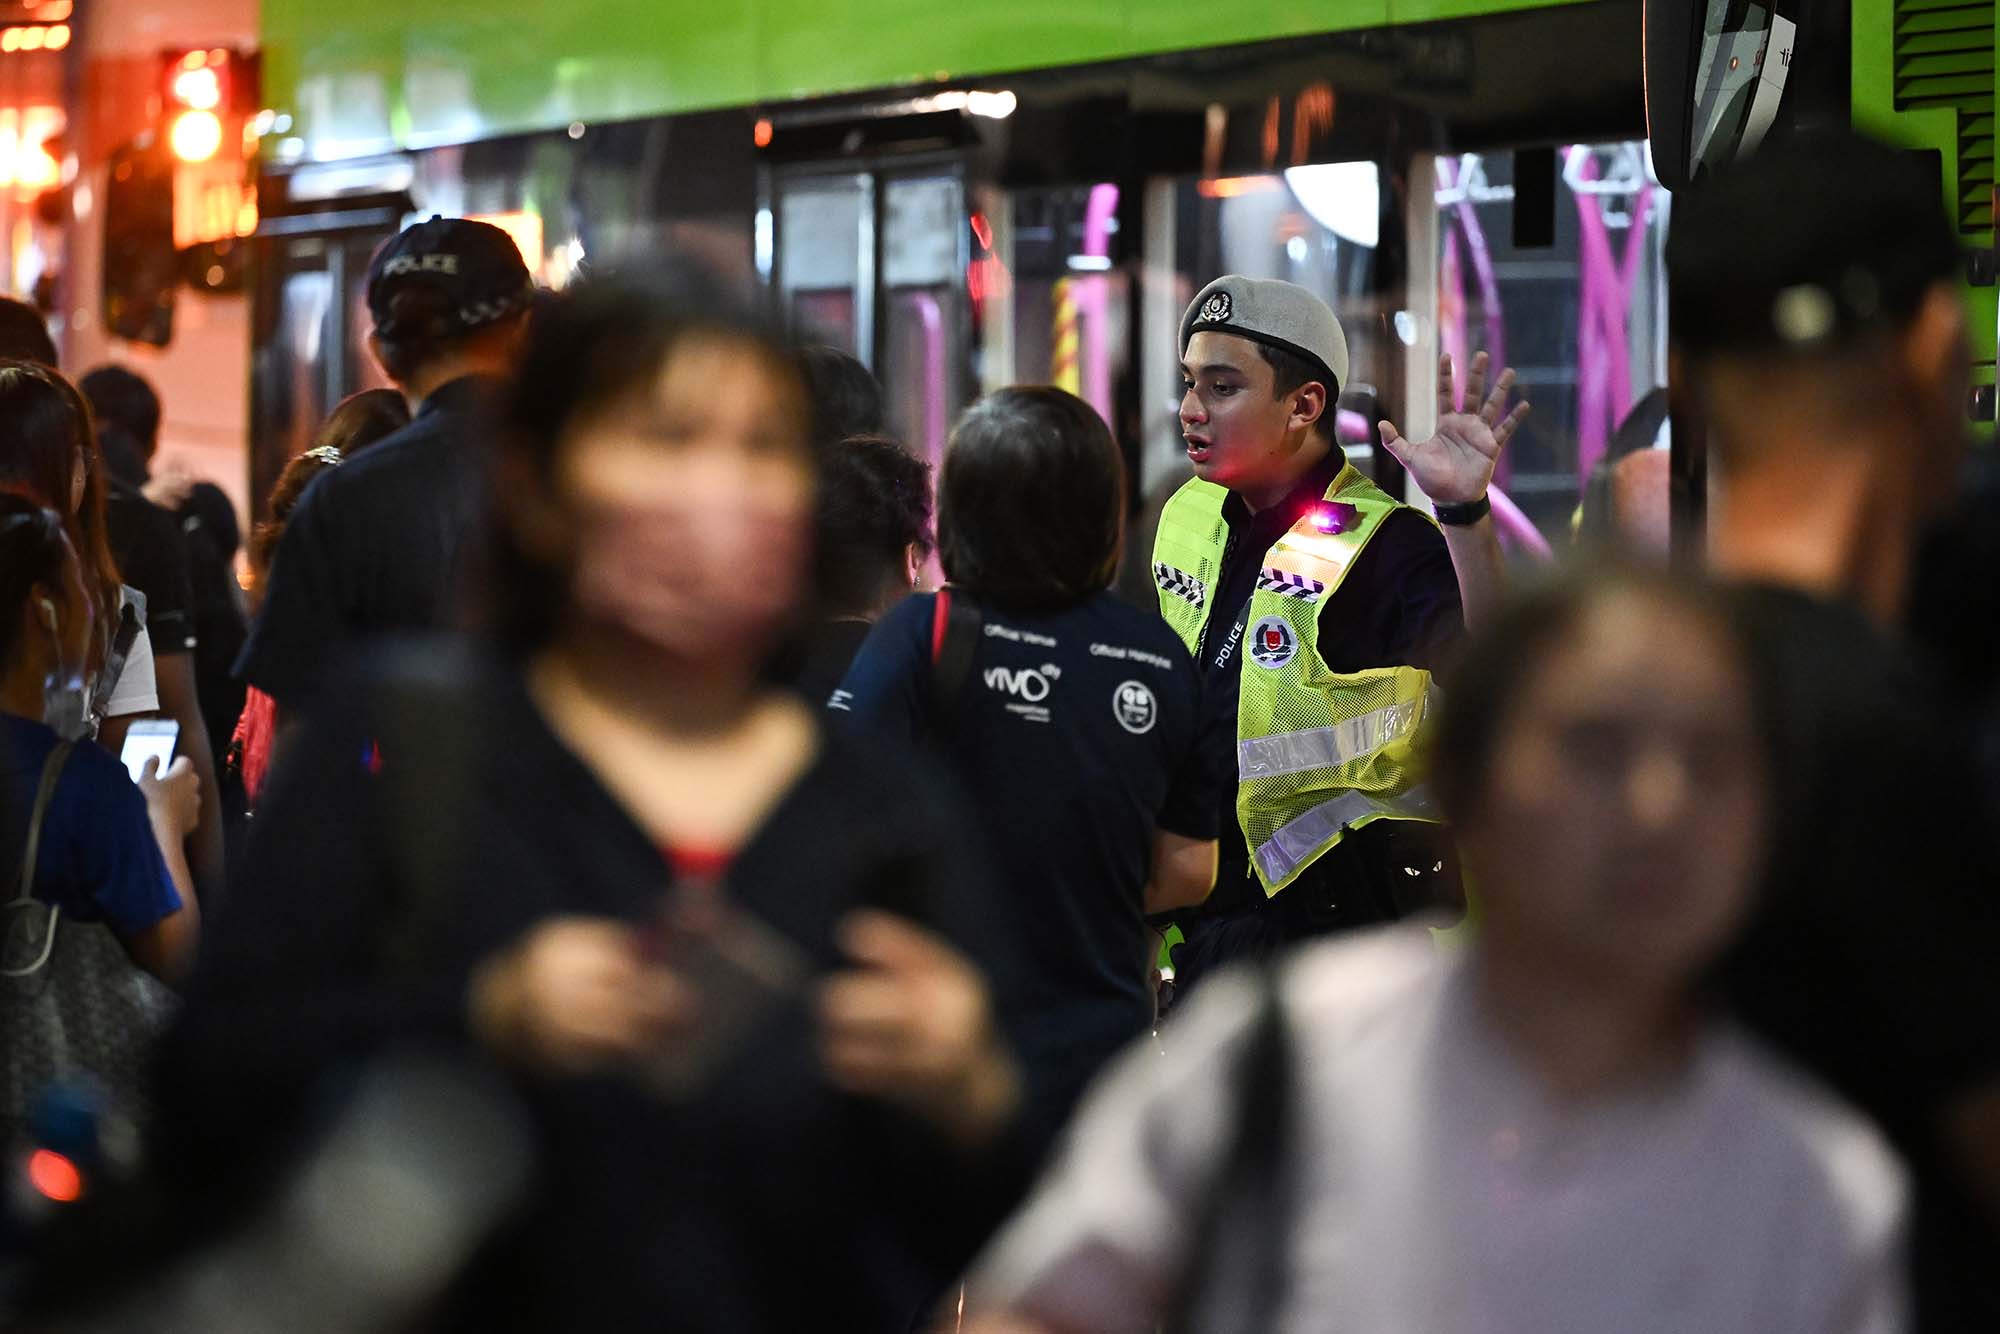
top-left (260, 0), bottom-right (1594, 159)
top-left (1849, 0), bottom-right (1997, 369)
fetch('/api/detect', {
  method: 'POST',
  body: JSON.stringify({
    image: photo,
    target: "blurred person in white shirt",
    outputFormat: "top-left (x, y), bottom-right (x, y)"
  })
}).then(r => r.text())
top-left (963, 565), bottom-right (1908, 1334)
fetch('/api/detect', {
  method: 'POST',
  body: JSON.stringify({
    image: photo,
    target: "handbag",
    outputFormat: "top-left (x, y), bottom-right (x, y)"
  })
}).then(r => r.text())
top-left (2, 741), bottom-right (177, 1136)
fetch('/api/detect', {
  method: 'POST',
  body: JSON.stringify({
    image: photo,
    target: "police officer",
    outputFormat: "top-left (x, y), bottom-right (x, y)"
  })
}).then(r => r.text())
top-left (236, 217), bottom-right (534, 716)
top-left (1156, 276), bottom-right (1526, 989)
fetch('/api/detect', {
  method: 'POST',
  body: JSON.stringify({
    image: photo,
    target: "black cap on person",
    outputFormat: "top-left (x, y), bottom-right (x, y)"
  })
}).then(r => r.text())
top-left (1668, 129), bottom-right (1961, 357)
top-left (365, 216), bottom-right (534, 339)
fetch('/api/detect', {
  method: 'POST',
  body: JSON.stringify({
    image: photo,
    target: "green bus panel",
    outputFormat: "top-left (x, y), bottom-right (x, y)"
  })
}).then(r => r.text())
top-left (259, 0), bottom-right (1592, 160)
top-left (1850, 0), bottom-right (1998, 373)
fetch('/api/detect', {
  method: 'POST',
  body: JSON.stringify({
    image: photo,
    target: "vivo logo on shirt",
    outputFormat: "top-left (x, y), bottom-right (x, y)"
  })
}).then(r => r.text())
top-left (983, 665), bottom-right (1059, 702)
top-left (983, 663), bottom-right (1062, 723)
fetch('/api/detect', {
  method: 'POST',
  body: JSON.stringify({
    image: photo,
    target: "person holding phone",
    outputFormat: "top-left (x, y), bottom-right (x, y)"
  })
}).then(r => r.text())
top-left (148, 266), bottom-right (1040, 1332)
top-left (0, 492), bottom-right (200, 1137)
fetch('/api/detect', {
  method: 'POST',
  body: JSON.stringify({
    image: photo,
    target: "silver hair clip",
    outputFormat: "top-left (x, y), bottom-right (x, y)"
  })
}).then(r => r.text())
top-left (301, 445), bottom-right (344, 465)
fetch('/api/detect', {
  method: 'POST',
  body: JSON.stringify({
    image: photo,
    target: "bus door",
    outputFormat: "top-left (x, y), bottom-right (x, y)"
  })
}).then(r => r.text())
top-left (767, 157), bottom-right (972, 482)
top-left (247, 193), bottom-right (404, 521)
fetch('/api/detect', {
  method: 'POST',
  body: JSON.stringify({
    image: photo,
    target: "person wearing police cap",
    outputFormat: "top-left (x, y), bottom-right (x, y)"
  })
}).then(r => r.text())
top-left (1155, 275), bottom-right (1527, 991)
top-left (236, 216), bottom-right (536, 716)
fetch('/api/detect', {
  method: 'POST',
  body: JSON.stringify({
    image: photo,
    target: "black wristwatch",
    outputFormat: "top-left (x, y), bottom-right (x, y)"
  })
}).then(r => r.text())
top-left (1434, 494), bottom-right (1491, 527)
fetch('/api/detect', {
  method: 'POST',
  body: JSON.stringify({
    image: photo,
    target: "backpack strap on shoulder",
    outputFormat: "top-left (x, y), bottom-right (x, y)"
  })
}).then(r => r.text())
top-left (928, 587), bottom-right (983, 719)
top-left (13, 741), bottom-right (72, 905)
top-left (1165, 962), bottom-right (1295, 1332)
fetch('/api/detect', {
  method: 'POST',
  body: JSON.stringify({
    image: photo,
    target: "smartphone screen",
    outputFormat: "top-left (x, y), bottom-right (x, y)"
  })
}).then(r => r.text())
top-left (119, 719), bottom-right (179, 783)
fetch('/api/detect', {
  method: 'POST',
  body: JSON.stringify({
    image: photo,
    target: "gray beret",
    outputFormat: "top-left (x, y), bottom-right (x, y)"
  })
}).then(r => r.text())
top-left (1180, 275), bottom-right (1349, 396)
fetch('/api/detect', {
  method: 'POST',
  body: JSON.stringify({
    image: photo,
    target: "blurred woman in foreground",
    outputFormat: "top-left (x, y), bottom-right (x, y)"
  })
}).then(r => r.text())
top-left (965, 568), bottom-right (1909, 1333)
top-left (142, 269), bottom-right (1035, 1330)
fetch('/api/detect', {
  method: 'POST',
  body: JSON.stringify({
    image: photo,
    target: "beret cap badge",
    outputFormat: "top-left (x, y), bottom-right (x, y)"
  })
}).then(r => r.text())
top-left (1198, 291), bottom-right (1232, 324)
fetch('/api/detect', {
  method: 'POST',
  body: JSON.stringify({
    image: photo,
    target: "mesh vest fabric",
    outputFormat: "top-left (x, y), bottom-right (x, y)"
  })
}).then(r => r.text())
top-left (1154, 465), bottom-right (1442, 896)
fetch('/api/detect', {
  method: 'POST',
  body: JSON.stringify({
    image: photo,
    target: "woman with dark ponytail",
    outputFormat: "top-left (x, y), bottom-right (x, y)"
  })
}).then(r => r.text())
top-left (0, 490), bottom-right (200, 1139)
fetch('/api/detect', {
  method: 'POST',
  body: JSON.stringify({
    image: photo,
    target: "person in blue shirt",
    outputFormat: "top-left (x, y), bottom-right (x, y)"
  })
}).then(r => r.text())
top-left (0, 491), bottom-right (200, 1133)
top-left (833, 387), bottom-right (1227, 1122)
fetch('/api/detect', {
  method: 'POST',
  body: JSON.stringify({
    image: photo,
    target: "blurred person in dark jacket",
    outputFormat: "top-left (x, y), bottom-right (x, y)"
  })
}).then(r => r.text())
top-left (103, 267), bottom-right (1040, 1333)
top-left (1670, 126), bottom-right (2000, 1330)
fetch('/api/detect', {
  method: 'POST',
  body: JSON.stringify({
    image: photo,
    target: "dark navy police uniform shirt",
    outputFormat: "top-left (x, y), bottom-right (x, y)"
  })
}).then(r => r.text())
top-left (234, 377), bottom-right (494, 711)
top-left (832, 589), bottom-right (1228, 1108)
top-left (1174, 450), bottom-right (1464, 987)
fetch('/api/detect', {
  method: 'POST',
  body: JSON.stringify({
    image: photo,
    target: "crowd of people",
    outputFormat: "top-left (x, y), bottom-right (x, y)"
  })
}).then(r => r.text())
top-left (0, 123), bottom-right (1994, 1332)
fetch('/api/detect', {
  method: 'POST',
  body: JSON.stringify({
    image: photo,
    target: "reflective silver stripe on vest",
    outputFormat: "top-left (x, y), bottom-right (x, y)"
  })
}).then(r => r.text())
top-left (1252, 785), bottom-right (1441, 886)
top-left (1236, 697), bottom-right (1427, 780)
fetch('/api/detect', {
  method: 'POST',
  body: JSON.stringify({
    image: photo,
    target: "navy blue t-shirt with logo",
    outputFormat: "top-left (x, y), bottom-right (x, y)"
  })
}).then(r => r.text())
top-left (831, 588), bottom-right (1227, 1112)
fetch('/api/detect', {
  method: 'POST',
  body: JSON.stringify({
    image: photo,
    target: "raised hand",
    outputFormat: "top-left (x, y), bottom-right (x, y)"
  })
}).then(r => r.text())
top-left (1377, 351), bottom-right (1531, 507)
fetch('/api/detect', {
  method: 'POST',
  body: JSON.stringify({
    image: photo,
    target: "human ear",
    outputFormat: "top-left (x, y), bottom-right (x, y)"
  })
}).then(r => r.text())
top-left (1290, 381), bottom-right (1328, 437)
top-left (366, 331), bottom-right (393, 383)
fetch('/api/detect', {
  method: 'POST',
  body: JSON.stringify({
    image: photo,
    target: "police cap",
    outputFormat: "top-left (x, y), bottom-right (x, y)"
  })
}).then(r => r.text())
top-left (1180, 275), bottom-right (1349, 398)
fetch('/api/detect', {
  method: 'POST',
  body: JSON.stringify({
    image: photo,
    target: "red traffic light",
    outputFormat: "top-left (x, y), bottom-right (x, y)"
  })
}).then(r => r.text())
top-left (163, 49), bottom-right (238, 115)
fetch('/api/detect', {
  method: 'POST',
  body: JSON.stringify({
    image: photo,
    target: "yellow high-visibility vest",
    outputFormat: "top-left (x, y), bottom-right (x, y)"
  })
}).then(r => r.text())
top-left (1153, 463), bottom-right (1443, 895)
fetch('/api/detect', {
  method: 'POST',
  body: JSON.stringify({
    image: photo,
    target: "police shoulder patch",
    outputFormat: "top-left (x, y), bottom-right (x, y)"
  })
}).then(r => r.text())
top-left (1153, 562), bottom-right (1205, 609)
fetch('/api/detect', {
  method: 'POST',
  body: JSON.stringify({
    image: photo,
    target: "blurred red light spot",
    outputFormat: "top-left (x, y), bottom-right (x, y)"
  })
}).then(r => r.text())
top-left (27, 1149), bottom-right (82, 1202)
top-left (753, 118), bottom-right (773, 148)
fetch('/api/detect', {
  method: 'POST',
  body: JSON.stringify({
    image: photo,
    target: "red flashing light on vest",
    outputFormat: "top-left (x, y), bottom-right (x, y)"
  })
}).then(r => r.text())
top-left (1310, 502), bottom-right (1359, 535)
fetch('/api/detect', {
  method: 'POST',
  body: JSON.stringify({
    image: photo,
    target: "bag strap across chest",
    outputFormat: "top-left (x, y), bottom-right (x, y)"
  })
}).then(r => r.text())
top-left (12, 741), bottom-right (72, 904)
top-left (4, 741), bottom-right (73, 977)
